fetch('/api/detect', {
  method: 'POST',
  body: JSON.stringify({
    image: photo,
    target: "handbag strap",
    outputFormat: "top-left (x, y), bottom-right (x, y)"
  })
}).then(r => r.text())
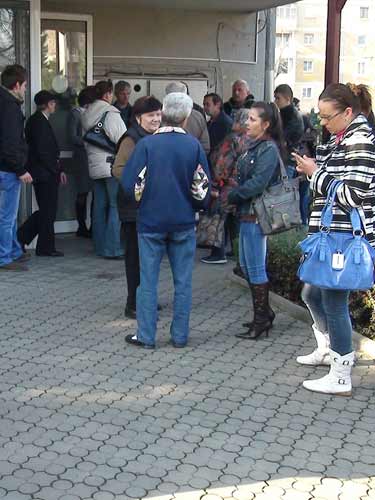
top-left (320, 180), bottom-right (362, 233)
top-left (276, 150), bottom-right (288, 181)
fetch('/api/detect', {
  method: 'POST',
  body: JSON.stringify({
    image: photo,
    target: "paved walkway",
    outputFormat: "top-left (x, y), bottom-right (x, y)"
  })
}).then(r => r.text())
top-left (0, 236), bottom-right (375, 500)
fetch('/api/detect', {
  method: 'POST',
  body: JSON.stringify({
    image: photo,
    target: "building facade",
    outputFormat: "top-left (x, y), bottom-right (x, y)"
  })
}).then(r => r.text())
top-left (1, 0), bottom-right (291, 232)
top-left (275, 0), bottom-right (375, 113)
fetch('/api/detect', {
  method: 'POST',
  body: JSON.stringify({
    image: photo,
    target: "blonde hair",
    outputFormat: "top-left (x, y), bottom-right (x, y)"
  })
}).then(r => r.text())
top-left (346, 83), bottom-right (372, 117)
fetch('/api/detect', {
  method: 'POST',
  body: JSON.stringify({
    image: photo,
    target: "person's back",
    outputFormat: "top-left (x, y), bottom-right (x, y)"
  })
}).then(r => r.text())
top-left (123, 129), bottom-right (209, 234)
top-left (121, 92), bottom-right (210, 350)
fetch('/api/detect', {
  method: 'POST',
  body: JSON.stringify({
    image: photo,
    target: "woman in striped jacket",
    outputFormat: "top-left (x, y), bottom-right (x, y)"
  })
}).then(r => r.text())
top-left (294, 83), bottom-right (375, 396)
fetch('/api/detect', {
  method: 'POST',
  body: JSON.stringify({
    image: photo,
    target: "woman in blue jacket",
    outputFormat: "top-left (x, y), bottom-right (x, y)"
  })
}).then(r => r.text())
top-left (228, 102), bottom-right (287, 340)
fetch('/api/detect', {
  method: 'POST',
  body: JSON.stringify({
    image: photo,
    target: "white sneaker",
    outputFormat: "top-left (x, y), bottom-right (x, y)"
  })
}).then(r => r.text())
top-left (297, 325), bottom-right (330, 366)
top-left (303, 350), bottom-right (354, 396)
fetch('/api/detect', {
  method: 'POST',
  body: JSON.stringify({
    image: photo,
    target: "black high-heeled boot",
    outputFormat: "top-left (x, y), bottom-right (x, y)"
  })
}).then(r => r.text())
top-left (236, 283), bottom-right (273, 340)
top-left (242, 306), bottom-right (275, 329)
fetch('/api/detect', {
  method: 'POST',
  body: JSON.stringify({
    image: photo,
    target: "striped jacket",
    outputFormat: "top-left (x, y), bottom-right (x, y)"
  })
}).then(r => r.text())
top-left (309, 114), bottom-right (375, 247)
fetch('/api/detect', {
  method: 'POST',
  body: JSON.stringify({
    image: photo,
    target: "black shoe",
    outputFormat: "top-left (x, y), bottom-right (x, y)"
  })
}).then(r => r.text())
top-left (226, 250), bottom-right (235, 258)
top-left (170, 340), bottom-right (187, 348)
top-left (236, 283), bottom-right (272, 340)
top-left (243, 308), bottom-right (276, 329)
top-left (124, 305), bottom-right (137, 319)
top-left (0, 261), bottom-right (29, 272)
top-left (125, 334), bottom-right (155, 349)
top-left (76, 227), bottom-right (91, 238)
top-left (36, 250), bottom-right (64, 257)
top-left (235, 321), bottom-right (271, 340)
top-left (201, 255), bottom-right (227, 264)
top-left (16, 252), bottom-right (31, 263)
top-left (104, 255), bottom-right (124, 260)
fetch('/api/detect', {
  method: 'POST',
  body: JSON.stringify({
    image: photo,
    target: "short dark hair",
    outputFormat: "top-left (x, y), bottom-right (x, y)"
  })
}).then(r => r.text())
top-left (319, 83), bottom-right (362, 115)
top-left (1, 64), bottom-right (27, 90)
top-left (132, 96), bottom-right (162, 118)
top-left (78, 86), bottom-right (97, 107)
top-left (274, 84), bottom-right (293, 101)
top-left (114, 80), bottom-right (131, 95)
top-left (204, 93), bottom-right (223, 108)
top-left (95, 80), bottom-right (113, 99)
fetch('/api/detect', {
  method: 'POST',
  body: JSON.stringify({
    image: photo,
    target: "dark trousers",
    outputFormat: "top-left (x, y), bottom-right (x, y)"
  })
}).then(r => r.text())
top-left (18, 177), bottom-right (59, 254)
top-left (123, 221), bottom-right (140, 309)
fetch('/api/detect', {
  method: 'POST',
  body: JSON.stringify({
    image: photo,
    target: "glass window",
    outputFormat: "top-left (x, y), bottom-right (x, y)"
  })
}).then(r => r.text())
top-left (358, 35), bottom-right (366, 45)
top-left (304, 33), bottom-right (314, 45)
top-left (41, 17), bottom-right (89, 223)
top-left (358, 61), bottom-right (366, 74)
top-left (302, 87), bottom-right (312, 99)
top-left (360, 6), bottom-right (369, 19)
top-left (278, 58), bottom-right (293, 74)
top-left (276, 33), bottom-right (291, 48)
top-left (303, 60), bottom-right (313, 72)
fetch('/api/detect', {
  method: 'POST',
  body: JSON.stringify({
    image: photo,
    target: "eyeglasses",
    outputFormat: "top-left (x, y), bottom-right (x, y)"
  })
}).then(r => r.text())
top-left (318, 110), bottom-right (344, 122)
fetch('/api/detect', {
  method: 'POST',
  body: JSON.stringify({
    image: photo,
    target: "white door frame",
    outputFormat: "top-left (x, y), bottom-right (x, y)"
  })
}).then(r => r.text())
top-left (37, 11), bottom-right (93, 234)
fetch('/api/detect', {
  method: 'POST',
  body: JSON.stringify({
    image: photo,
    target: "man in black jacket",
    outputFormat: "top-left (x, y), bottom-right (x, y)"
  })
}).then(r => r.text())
top-left (223, 80), bottom-right (254, 120)
top-left (274, 84), bottom-right (308, 224)
top-left (0, 65), bottom-right (32, 272)
top-left (274, 84), bottom-right (304, 175)
top-left (18, 90), bottom-right (66, 257)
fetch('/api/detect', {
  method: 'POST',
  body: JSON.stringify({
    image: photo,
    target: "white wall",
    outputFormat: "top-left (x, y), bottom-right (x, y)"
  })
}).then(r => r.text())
top-left (42, 2), bottom-right (269, 101)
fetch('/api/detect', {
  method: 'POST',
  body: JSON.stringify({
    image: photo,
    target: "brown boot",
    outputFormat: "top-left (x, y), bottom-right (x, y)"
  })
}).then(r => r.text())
top-left (236, 283), bottom-right (273, 339)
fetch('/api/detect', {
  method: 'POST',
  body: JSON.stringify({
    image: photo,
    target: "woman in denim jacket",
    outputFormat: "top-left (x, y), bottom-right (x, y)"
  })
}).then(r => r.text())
top-left (228, 102), bottom-right (287, 339)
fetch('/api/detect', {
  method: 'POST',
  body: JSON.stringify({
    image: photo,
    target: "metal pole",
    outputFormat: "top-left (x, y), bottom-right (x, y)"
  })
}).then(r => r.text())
top-left (324, 0), bottom-right (347, 87)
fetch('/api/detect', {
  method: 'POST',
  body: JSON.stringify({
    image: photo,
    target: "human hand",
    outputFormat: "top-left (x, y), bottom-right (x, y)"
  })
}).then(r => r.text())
top-left (293, 153), bottom-right (318, 177)
top-left (19, 172), bottom-right (33, 184)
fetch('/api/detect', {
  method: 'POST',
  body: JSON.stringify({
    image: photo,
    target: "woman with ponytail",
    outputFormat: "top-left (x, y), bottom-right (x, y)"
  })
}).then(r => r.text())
top-left (228, 102), bottom-right (287, 340)
top-left (294, 83), bottom-right (375, 396)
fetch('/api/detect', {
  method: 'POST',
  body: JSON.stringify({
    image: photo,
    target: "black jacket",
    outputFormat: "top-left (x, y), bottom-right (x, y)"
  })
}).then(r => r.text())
top-left (223, 95), bottom-right (254, 120)
top-left (25, 111), bottom-right (60, 183)
top-left (208, 111), bottom-right (233, 153)
top-left (0, 86), bottom-right (27, 176)
top-left (279, 104), bottom-right (304, 157)
top-left (117, 123), bottom-right (149, 222)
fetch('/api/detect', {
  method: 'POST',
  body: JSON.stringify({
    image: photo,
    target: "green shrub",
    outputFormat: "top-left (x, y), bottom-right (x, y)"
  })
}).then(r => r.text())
top-left (267, 228), bottom-right (306, 305)
top-left (234, 227), bottom-right (375, 340)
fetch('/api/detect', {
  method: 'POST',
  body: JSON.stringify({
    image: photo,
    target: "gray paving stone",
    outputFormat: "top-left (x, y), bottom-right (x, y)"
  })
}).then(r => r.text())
top-left (0, 238), bottom-right (375, 500)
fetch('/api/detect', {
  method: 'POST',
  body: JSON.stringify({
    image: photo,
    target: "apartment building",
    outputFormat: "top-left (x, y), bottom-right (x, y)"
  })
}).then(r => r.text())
top-left (275, 0), bottom-right (374, 112)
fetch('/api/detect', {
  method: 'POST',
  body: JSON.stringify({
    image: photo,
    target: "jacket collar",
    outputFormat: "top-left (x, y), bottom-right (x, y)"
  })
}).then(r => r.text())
top-left (280, 104), bottom-right (297, 121)
top-left (0, 85), bottom-right (23, 105)
top-left (228, 95), bottom-right (253, 110)
top-left (155, 126), bottom-right (186, 135)
top-left (327, 114), bottom-right (371, 146)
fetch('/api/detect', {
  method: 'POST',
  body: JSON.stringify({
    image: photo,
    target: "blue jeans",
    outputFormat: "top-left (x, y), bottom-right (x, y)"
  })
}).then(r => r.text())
top-left (0, 171), bottom-right (22, 267)
top-left (92, 177), bottom-right (123, 257)
top-left (239, 221), bottom-right (268, 284)
top-left (302, 284), bottom-right (352, 355)
top-left (299, 179), bottom-right (310, 226)
top-left (137, 228), bottom-right (196, 346)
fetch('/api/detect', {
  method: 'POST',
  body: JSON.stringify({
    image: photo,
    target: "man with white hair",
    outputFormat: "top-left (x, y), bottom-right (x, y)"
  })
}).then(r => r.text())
top-left (121, 92), bottom-right (211, 349)
top-left (223, 79), bottom-right (254, 120)
top-left (165, 82), bottom-right (210, 154)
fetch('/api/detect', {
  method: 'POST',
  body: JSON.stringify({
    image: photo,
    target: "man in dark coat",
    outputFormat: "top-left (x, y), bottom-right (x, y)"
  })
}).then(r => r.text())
top-left (274, 84), bottom-right (304, 169)
top-left (275, 84), bottom-right (307, 224)
top-left (0, 64), bottom-right (32, 272)
top-left (204, 93), bottom-right (233, 155)
top-left (114, 80), bottom-right (133, 128)
top-left (18, 90), bottom-right (66, 256)
top-left (223, 80), bottom-right (254, 120)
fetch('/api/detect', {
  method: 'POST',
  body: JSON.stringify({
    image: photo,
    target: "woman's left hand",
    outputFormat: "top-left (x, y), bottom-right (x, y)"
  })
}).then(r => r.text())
top-left (293, 152), bottom-right (318, 177)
